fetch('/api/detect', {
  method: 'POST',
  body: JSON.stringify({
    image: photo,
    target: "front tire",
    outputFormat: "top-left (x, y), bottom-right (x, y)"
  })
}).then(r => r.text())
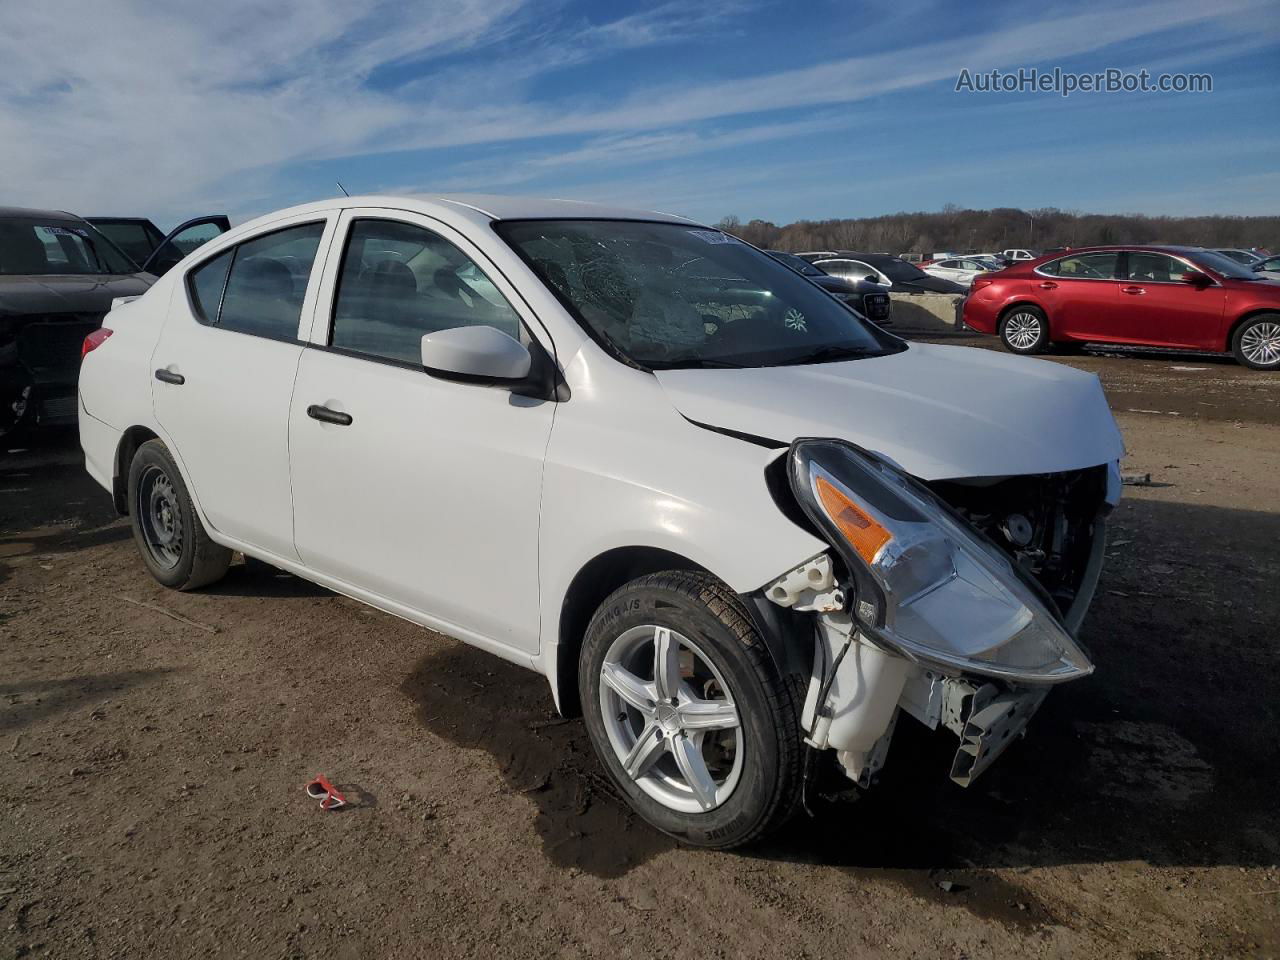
top-left (578, 571), bottom-right (803, 849)
top-left (1000, 305), bottom-right (1050, 355)
top-left (1232, 314), bottom-right (1280, 370)
top-left (127, 439), bottom-right (231, 590)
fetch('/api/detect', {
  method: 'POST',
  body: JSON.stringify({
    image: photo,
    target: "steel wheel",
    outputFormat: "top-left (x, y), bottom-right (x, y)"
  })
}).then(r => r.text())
top-left (1004, 311), bottom-right (1042, 350)
top-left (599, 624), bottom-right (743, 814)
top-left (136, 463), bottom-right (184, 570)
top-left (1240, 321), bottom-right (1280, 367)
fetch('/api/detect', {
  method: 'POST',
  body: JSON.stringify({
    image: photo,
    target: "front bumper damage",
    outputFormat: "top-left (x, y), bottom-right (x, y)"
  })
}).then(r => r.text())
top-left (765, 518), bottom-right (1106, 788)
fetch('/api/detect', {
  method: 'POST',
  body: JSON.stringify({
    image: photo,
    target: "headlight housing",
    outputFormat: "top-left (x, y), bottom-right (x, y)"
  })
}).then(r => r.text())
top-left (789, 438), bottom-right (1093, 684)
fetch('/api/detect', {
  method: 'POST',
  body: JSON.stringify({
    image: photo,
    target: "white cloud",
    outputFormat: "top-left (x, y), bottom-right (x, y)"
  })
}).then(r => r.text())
top-left (0, 0), bottom-right (1269, 223)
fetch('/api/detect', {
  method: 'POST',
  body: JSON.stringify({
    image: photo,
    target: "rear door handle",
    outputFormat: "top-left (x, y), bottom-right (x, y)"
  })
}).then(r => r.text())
top-left (1121, 286), bottom-right (1145, 295)
top-left (1037, 281), bottom-right (1058, 289)
top-left (154, 369), bottom-right (185, 385)
top-left (307, 404), bottom-right (353, 426)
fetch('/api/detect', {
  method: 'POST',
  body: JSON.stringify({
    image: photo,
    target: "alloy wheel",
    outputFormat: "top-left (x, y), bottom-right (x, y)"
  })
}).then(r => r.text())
top-left (599, 624), bottom-right (743, 814)
top-left (1004, 312), bottom-right (1042, 350)
top-left (136, 464), bottom-right (184, 570)
top-left (1241, 322), bottom-right (1280, 367)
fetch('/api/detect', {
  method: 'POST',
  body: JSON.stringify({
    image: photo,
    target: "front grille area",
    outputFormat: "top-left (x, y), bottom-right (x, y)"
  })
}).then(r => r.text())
top-left (863, 293), bottom-right (891, 319)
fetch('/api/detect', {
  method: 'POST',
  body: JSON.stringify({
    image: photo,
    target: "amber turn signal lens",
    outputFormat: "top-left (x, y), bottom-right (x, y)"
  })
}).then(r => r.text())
top-left (815, 475), bottom-right (892, 563)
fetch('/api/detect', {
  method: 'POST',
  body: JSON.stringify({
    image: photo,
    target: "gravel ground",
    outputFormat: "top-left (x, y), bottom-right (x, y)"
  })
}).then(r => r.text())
top-left (2, 341), bottom-right (1278, 959)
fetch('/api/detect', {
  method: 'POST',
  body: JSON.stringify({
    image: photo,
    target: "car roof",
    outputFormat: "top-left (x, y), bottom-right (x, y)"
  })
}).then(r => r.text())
top-left (230, 194), bottom-right (701, 236)
top-left (0, 205), bottom-right (83, 221)
top-left (1030, 244), bottom-right (1219, 259)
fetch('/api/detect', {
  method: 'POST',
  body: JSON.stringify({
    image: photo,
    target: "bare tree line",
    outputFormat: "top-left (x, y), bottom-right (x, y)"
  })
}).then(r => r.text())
top-left (716, 205), bottom-right (1279, 256)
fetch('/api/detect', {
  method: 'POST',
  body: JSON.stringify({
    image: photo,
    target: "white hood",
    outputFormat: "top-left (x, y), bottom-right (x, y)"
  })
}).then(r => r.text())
top-left (654, 343), bottom-right (1123, 480)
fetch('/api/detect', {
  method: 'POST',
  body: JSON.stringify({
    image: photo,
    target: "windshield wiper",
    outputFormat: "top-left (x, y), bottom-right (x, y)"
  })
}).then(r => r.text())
top-left (650, 357), bottom-right (747, 370)
top-left (773, 344), bottom-right (880, 366)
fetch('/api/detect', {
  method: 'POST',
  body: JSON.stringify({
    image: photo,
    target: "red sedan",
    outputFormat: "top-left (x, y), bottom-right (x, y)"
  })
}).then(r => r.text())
top-left (962, 245), bottom-right (1280, 370)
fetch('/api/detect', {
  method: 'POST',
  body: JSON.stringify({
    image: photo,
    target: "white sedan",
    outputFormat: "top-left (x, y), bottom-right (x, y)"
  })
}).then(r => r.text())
top-left (923, 256), bottom-right (999, 285)
top-left (79, 195), bottom-right (1122, 848)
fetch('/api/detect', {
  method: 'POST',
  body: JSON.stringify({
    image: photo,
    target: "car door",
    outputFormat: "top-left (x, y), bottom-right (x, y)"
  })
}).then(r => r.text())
top-left (287, 210), bottom-right (555, 655)
top-left (1033, 251), bottom-right (1122, 341)
top-left (1116, 251), bottom-right (1227, 349)
top-left (140, 216), bottom-right (232, 277)
top-left (85, 218), bottom-right (166, 266)
top-left (931, 259), bottom-right (961, 282)
top-left (151, 212), bottom-right (337, 559)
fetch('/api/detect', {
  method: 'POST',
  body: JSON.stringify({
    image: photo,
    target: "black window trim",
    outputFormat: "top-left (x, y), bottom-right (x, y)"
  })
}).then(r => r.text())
top-left (182, 218), bottom-right (328, 341)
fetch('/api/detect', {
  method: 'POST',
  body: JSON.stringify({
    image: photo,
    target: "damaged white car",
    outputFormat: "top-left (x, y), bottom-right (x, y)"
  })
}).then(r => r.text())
top-left (78, 196), bottom-right (1123, 848)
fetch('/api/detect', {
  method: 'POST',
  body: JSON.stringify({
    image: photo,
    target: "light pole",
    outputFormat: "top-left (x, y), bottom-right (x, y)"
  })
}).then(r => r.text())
top-left (1028, 213), bottom-right (1035, 247)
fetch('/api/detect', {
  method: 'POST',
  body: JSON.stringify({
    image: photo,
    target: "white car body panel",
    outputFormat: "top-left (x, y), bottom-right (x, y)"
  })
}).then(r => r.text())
top-left (78, 193), bottom-right (1120, 726)
top-left (654, 342), bottom-right (1124, 481)
top-left (923, 259), bottom-right (990, 285)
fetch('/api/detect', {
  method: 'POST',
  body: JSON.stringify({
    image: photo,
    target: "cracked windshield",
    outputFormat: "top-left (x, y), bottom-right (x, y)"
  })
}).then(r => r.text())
top-left (499, 220), bottom-right (895, 368)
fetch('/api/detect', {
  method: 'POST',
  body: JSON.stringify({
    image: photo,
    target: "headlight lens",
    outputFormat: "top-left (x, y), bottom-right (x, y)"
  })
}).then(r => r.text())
top-left (790, 438), bottom-right (1093, 684)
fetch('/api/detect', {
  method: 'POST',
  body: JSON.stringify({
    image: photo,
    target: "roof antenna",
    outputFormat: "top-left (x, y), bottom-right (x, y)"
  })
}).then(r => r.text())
top-left (336, 180), bottom-right (351, 198)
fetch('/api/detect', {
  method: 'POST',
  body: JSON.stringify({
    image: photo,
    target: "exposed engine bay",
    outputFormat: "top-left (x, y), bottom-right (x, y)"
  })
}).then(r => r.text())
top-left (928, 463), bottom-right (1110, 621)
top-left (764, 455), bottom-right (1117, 794)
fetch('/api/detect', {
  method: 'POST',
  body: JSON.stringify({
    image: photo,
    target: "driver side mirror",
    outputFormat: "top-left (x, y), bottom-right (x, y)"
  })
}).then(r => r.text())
top-left (421, 325), bottom-right (531, 382)
top-left (864, 274), bottom-right (880, 283)
top-left (1180, 271), bottom-right (1211, 286)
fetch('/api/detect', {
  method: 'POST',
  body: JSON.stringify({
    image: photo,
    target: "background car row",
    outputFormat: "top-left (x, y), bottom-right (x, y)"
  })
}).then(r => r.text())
top-left (0, 206), bottom-right (227, 436)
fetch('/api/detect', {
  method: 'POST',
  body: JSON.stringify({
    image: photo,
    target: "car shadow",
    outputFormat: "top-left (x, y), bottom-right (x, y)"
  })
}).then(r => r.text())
top-left (402, 495), bottom-right (1279, 890)
top-left (0, 669), bottom-right (176, 733)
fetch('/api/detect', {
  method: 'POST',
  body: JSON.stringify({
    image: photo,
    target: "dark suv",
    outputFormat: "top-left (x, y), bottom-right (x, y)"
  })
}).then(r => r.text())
top-left (766, 250), bottom-right (892, 325)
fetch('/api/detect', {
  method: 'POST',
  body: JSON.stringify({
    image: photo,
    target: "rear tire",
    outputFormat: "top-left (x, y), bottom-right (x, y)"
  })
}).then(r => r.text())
top-left (127, 439), bottom-right (231, 590)
top-left (578, 571), bottom-right (803, 849)
top-left (1000, 305), bottom-right (1050, 355)
top-left (1232, 314), bottom-right (1280, 370)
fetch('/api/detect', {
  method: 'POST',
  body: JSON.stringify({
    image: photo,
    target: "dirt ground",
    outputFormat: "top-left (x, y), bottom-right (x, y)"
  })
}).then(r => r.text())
top-left (2, 340), bottom-right (1278, 959)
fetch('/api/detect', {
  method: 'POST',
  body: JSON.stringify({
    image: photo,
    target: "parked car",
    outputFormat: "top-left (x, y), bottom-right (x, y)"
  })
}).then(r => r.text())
top-left (765, 250), bottom-right (891, 325)
top-left (963, 245), bottom-right (1280, 369)
top-left (81, 195), bottom-right (1122, 849)
top-left (922, 256), bottom-right (998, 286)
top-left (88, 215), bottom-right (230, 276)
top-left (0, 207), bottom-right (228, 438)
top-left (797, 251), bottom-right (966, 294)
top-left (1210, 248), bottom-right (1264, 267)
top-left (1251, 254), bottom-right (1280, 279)
top-left (1001, 248), bottom-right (1039, 261)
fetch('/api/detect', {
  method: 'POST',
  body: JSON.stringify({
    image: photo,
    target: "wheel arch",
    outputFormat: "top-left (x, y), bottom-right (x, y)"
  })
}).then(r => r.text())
top-left (112, 425), bottom-right (160, 514)
top-left (997, 298), bottom-right (1045, 326)
top-left (553, 546), bottom-right (707, 717)
top-left (1225, 308), bottom-right (1280, 352)
top-left (550, 545), bottom-right (815, 718)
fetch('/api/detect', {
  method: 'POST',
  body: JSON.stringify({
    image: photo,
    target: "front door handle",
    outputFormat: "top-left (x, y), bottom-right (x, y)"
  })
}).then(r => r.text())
top-left (307, 404), bottom-right (353, 426)
top-left (1038, 281), bottom-right (1058, 290)
top-left (154, 368), bottom-right (185, 385)
top-left (1121, 286), bottom-right (1145, 295)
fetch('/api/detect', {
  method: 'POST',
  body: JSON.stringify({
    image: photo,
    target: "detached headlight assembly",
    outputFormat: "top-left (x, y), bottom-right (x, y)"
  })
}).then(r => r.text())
top-left (789, 438), bottom-right (1093, 684)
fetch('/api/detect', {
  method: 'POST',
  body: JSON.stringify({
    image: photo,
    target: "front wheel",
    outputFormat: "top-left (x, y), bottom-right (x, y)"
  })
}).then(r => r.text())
top-left (127, 439), bottom-right (231, 590)
top-left (1000, 305), bottom-right (1050, 355)
top-left (1232, 314), bottom-right (1280, 370)
top-left (578, 571), bottom-right (803, 849)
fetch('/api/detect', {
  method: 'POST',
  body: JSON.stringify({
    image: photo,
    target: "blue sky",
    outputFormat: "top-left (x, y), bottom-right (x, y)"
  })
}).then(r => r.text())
top-left (2, 0), bottom-right (1277, 228)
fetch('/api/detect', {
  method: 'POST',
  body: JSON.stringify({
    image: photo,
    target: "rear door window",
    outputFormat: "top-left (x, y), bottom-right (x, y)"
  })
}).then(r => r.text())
top-left (1040, 253), bottom-right (1120, 279)
top-left (185, 222), bottom-right (325, 339)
